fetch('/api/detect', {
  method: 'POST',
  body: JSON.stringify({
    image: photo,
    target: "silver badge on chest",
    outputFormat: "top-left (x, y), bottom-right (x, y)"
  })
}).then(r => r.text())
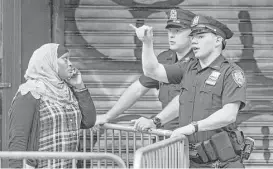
top-left (205, 71), bottom-right (221, 86)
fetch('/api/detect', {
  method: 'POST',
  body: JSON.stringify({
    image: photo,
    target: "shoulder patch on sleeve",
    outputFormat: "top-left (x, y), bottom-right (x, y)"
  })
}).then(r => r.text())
top-left (232, 70), bottom-right (245, 87)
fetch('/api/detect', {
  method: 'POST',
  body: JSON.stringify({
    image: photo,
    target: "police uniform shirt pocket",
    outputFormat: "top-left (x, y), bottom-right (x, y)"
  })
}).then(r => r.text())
top-left (169, 84), bottom-right (182, 100)
top-left (200, 84), bottom-right (222, 111)
top-left (179, 85), bottom-right (189, 106)
top-left (158, 82), bottom-right (169, 105)
top-left (199, 85), bottom-right (213, 110)
top-left (211, 85), bottom-right (222, 110)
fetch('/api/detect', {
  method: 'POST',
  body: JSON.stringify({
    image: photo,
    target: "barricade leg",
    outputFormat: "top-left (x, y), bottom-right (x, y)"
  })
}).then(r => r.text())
top-left (79, 123), bottom-right (173, 168)
top-left (133, 134), bottom-right (189, 169)
top-left (0, 151), bottom-right (126, 168)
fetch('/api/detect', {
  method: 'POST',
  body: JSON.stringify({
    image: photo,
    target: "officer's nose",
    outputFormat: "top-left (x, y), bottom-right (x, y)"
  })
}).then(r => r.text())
top-left (171, 32), bottom-right (175, 37)
top-left (67, 59), bottom-right (72, 66)
top-left (191, 36), bottom-right (198, 44)
top-left (168, 35), bottom-right (174, 40)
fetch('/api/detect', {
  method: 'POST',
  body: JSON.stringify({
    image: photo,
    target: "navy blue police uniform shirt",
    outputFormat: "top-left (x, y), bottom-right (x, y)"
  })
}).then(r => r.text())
top-left (164, 55), bottom-right (246, 143)
top-left (139, 50), bottom-right (195, 108)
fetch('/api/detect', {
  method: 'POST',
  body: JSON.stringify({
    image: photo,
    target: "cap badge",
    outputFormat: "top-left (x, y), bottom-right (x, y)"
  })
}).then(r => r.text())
top-left (170, 9), bottom-right (177, 20)
top-left (169, 9), bottom-right (180, 23)
top-left (191, 16), bottom-right (199, 27)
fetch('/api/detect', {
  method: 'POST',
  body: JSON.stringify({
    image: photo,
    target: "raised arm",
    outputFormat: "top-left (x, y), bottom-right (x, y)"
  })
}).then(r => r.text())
top-left (130, 24), bottom-right (169, 83)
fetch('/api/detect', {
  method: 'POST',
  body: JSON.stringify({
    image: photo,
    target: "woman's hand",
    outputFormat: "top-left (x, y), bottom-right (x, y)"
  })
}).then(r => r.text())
top-left (65, 67), bottom-right (85, 89)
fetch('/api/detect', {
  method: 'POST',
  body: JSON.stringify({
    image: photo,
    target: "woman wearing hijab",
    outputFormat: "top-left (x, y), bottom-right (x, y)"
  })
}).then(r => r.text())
top-left (8, 43), bottom-right (96, 168)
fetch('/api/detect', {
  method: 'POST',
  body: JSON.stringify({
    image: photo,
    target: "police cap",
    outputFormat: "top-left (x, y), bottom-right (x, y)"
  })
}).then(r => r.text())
top-left (165, 9), bottom-right (195, 29)
top-left (189, 15), bottom-right (233, 39)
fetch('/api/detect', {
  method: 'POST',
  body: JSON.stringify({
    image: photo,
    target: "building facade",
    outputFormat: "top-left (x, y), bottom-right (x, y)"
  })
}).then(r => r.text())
top-left (1, 0), bottom-right (273, 167)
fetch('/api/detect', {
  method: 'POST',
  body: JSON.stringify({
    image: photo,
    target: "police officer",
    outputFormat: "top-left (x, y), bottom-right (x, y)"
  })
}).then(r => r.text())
top-left (94, 9), bottom-right (195, 130)
top-left (133, 15), bottom-right (247, 168)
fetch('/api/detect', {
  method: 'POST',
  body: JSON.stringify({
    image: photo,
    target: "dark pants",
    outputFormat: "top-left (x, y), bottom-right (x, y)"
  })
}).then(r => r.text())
top-left (190, 156), bottom-right (245, 168)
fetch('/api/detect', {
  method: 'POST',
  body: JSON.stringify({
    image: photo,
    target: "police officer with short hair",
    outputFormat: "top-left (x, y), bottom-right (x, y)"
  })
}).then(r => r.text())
top-left (132, 15), bottom-right (251, 168)
top-left (94, 9), bottom-right (195, 130)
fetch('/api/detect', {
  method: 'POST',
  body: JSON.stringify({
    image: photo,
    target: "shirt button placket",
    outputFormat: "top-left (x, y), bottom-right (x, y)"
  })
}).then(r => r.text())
top-left (190, 83), bottom-right (197, 122)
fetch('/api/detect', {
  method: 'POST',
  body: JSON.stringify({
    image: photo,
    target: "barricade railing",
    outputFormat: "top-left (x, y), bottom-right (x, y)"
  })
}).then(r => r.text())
top-left (80, 122), bottom-right (173, 168)
top-left (133, 134), bottom-right (189, 169)
top-left (0, 151), bottom-right (126, 168)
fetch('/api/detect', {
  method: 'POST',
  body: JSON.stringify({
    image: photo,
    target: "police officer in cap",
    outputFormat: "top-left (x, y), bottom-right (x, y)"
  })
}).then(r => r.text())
top-left (94, 9), bottom-right (196, 130)
top-left (133, 15), bottom-right (249, 168)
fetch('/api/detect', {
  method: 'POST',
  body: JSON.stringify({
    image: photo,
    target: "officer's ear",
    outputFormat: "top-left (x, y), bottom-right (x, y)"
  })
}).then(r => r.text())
top-left (215, 35), bottom-right (223, 48)
top-left (216, 35), bottom-right (223, 43)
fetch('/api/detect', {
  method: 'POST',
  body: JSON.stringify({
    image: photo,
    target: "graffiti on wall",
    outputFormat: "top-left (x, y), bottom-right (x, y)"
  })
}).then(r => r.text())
top-left (67, 0), bottom-right (273, 162)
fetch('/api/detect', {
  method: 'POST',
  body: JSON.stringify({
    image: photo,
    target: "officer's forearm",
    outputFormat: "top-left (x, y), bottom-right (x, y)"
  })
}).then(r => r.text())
top-left (156, 95), bottom-right (179, 125)
top-left (106, 80), bottom-right (149, 120)
top-left (142, 41), bottom-right (158, 75)
top-left (142, 42), bottom-right (169, 83)
top-left (198, 103), bottom-right (240, 132)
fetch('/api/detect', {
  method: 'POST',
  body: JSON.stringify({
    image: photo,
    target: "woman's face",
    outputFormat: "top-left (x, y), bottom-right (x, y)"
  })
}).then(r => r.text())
top-left (57, 52), bottom-right (73, 80)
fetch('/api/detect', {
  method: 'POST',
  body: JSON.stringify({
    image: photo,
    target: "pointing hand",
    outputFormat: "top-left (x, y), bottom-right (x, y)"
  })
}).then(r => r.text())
top-left (130, 24), bottom-right (153, 43)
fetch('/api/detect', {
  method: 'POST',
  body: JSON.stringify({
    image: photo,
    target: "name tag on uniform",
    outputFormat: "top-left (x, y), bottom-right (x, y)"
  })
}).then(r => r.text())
top-left (205, 71), bottom-right (221, 86)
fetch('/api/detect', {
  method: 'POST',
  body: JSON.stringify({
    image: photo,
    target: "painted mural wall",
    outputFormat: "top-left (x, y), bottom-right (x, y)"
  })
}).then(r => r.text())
top-left (63, 1), bottom-right (273, 165)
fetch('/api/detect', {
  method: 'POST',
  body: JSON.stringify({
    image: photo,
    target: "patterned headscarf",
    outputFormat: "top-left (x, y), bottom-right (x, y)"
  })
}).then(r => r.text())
top-left (18, 43), bottom-right (77, 104)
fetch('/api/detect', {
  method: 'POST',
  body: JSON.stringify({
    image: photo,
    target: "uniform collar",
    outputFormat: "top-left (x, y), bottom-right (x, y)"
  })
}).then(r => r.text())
top-left (208, 55), bottom-right (227, 70)
top-left (176, 49), bottom-right (195, 63)
top-left (171, 52), bottom-right (178, 63)
top-left (168, 49), bottom-right (195, 63)
top-left (193, 55), bottom-right (227, 72)
top-left (165, 50), bottom-right (177, 63)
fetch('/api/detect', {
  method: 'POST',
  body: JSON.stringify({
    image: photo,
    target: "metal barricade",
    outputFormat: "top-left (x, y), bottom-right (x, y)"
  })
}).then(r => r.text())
top-left (80, 123), bottom-right (173, 168)
top-left (133, 135), bottom-right (189, 168)
top-left (0, 151), bottom-right (126, 168)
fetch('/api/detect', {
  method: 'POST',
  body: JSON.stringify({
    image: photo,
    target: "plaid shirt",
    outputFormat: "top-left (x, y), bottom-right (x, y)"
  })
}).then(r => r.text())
top-left (37, 97), bottom-right (82, 168)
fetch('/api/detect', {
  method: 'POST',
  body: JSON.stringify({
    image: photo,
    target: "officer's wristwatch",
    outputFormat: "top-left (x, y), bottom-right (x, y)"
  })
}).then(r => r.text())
top-left (191, 121), bottom-right (199, 133)
top-left (152, 117), bottom-right (162, 128)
